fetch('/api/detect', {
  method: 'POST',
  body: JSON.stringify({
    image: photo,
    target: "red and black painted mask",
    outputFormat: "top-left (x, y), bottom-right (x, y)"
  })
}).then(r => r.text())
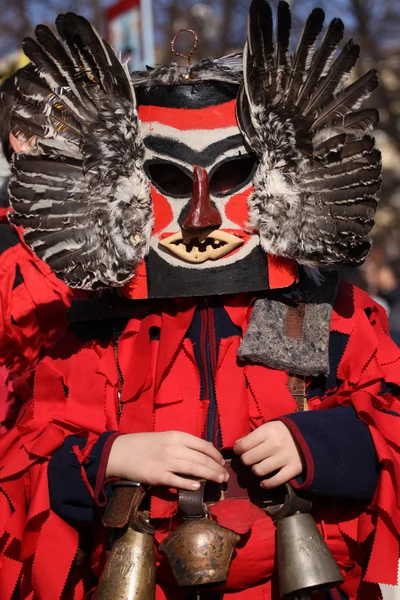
top-left (123, 83), bottom-right (297, 299)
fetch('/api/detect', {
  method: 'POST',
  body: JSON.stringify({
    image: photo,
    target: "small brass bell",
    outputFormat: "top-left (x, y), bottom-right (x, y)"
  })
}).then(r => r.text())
top-left (159, 515), bottom-right (240, 587)
top-left (160, 480), bottom-right (241, 587)
top-left (267, 484), bottom-right (344, 599)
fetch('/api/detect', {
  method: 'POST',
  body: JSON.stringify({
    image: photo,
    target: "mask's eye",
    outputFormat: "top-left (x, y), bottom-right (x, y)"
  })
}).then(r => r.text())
top-left (147, 163), bottom-right (193, 197)
top-left (210, 156), bottom-right (255, 196)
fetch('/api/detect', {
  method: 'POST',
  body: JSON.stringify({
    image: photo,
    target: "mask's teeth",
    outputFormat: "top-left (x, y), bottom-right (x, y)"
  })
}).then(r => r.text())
top-left (159, 230), bottom-right (244, 264)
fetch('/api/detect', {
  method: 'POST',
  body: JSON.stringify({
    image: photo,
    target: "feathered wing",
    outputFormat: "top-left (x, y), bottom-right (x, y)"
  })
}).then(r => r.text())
top-left (8, 13), bottom-right (152, 289)
top-left (237, 0), bottom-right (382, 266)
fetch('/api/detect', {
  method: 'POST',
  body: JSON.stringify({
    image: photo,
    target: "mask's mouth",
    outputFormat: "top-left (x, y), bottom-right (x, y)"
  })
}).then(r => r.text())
top-left (159, 230), bottom-right (244, 263)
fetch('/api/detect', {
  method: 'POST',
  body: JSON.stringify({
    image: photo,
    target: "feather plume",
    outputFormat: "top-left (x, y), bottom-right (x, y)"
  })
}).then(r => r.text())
top-left (313, 133), bottom-right (347, 158)
top-left (246, 0), bottom-right (274, 105)
top-left (103, 39), bottom-right (135, 103)
top-left (272, 1), bottom-right (291, 96)
top-left (248, 0), bottom-right (274, 65)
top-left (62, 13), bottom-right (114, 93)
top-left (22, 37), bottom-right (94, 122)
top-left (60, 14), bottom-right (101, 85)
top-left (296, 18), bottom-right (344, 110)
top-left (55, 14), bottom-right (85, 74)
top-left (238, 0), bottom-right (381, 267)
top-left (34, 25), bottom-right (77, 90)
top-left (304, 40), bottom-right (360, 119)
top-left (286, 8), bottom-right (325, 106)
top-left (236, 84), bottom-right (259, 152)
top-left (9, 13), bottom-right (152, 290)
top-left (341, 108), bottom-right (379, 131)
top-left (275, 1), bottom-right (291, 73)
top-left (312, 69), bottom-right (378, 130)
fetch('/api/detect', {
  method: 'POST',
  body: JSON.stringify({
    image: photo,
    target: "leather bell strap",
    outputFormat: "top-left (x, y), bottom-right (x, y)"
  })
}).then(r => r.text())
top-left (206, 454), bottom-right (286, 508)
top-left (179, 467), bottom-right (286, 512)
top-left (285, 303), bottom-right (308, 411)
top-left (179, 480), bottom-right (207, 518)
top-left (103, 481), bottom-right (149, 529)
top-left (267, 303), bottom-right (313, 523)
top-left (192, 303), bottom-right (309, 507)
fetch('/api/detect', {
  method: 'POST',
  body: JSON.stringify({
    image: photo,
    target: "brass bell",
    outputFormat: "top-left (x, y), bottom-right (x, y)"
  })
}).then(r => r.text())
top-left (95, 521), bottom-right (156, 600)
top-left (94, 482), bottom-right (156, 600)
top-left (159, 515), bottom-right (240, 587)
top-left (277, 511), bottom-right (344, 598)
top-left (160, 480), bottom-right (240, 587)
top-left (267, 484), bottom-right (344, 599)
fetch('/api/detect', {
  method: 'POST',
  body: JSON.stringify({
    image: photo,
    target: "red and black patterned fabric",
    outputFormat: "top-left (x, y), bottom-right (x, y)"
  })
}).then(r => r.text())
top-left (0, 222), bottom-right (76, 433)
top-left (0, 282), bottom-right (399, 599)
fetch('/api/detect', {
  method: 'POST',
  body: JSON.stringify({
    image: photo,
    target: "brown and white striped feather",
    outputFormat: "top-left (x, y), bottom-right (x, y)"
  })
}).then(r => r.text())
top-left (238, 0), bottom-right (381, 266)
top-left (9, 13), bottom-right (152, 290)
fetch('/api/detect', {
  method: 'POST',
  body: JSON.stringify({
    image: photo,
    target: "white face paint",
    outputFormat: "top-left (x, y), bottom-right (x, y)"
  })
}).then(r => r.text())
top-left (119, 89), bottom-right (295, 299)
top-left (141, 119), bottom-right (260, 270)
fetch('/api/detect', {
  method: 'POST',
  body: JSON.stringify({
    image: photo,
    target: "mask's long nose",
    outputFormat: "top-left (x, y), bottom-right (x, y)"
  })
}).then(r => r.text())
top-left (182, 166), bottom-right (222, 230)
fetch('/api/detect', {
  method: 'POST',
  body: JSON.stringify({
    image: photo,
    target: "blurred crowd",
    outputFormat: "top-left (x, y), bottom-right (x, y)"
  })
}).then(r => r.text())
top-left (343, 258), bottom-right (400, 346)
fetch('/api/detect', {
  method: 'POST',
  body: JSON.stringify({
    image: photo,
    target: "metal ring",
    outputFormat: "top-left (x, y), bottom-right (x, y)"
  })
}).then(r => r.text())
top-left (171, 29), bottom-right (199, 61)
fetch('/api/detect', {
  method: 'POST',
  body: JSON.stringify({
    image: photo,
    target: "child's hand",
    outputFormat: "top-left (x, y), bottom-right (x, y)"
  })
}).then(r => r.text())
top-left (106, 431), bottom-right (229, 490)
top-left (9, 132), bottom-right (36, 153)
top-left (234, 422), bottom-right (303, 488)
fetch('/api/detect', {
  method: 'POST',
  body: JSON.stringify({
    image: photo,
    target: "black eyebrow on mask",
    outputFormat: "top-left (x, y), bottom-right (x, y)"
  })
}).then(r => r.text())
top-left (143, 134), bottom-right (246, 167)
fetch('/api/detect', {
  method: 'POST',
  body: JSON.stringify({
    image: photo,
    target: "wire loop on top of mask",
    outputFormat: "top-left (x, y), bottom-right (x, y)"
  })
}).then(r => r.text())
top-left (171, 29), bottom-right (199, 71)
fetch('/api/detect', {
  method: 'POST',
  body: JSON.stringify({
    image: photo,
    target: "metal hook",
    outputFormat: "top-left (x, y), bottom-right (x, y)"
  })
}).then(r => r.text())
top-left (171, 28), bottom-right (199, 69)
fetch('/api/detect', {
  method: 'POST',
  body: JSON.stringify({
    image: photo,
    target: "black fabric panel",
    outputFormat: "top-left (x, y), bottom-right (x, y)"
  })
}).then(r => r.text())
top-left (0, 180), bottom-right (9, 208)
top-left (149, 325), bottom-right (161, 341)
top-left (0, 223), bottom-right (19, 254)
top-left (68, 319), bottom-right (115, 343)
top-left (380, 380), bottom-right (400, 396)
top-left (287, 406), bottom-right (380, 500)
top-left (308, 331), bottom-right (349, 400)
top-left (48, 432), bottom-right (116, 524)
top-left (67, 292), bottom-right (156, 324)
top-left (136, 82), bottom-right (239, 109)
top-left (187, 304), bottom-right (242, 399)
top-left (145, 247), bottom-right (270, 298)
top-left (213, 303), bottom-right (242, 340)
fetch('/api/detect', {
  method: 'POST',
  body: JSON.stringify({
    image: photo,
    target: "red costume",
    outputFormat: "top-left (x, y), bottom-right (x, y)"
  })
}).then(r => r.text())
top-left (0, 2), bottom-right (397, 599)
top-left (0, 284), bottom-right (400, 599)
top-left (0, 224), bottom-right (73, 432)
top-left (0, 229), bottom-right (73, 374)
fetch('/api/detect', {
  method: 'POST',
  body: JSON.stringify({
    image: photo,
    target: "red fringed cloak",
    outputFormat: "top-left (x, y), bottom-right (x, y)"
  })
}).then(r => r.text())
top-left (0, 282), bottom-right (399, 599)
top-left (0, 227), bottom-right (74, 375)
top-left (0, 222), bottom-right (77, 432)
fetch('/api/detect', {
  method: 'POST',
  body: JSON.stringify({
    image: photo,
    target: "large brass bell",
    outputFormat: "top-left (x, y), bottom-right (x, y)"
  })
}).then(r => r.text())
top-left (94, 482), bottom-right (156, 600)
top-left (159, 480), bottom-right (241, 587)
top-left (267, 484), bottom-right (344, 598)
